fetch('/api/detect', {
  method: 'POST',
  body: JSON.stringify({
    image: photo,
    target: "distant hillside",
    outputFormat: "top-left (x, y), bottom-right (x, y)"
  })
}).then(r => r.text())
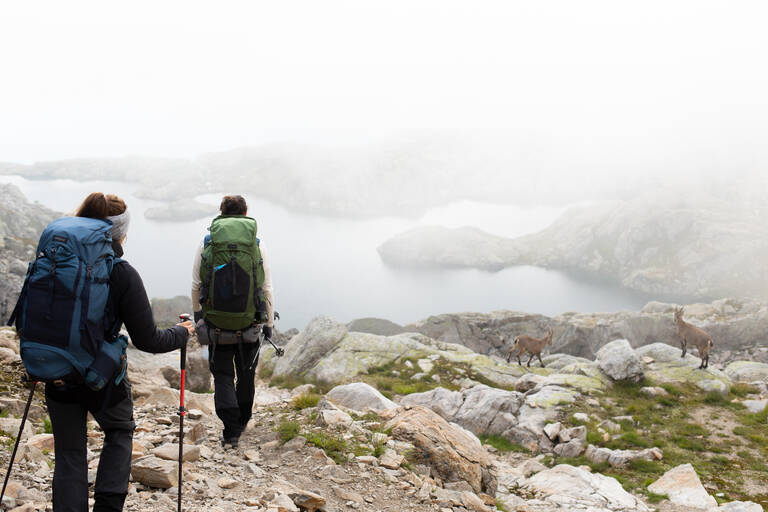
top-left (0, 184), bottom-right (59, 323)
top-left (380, 185), bottom-right (768, 301)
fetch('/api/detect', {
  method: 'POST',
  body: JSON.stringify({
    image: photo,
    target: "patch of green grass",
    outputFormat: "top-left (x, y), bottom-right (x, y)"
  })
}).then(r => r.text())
top-left (391, 381), bottom-right (435, 395)
top-left (606, 431), bottom-right (651, 449)
top-left (731, 383), bottom-right (757, 398)
top-left (479, 435), bottom-right (530, 453)
top-left (495, 499), bottom-right (509, 512)
top-left (702, 392), bottom-right (730, 406)
top-left (672, 436), bottom-right (706, 452)
top-left (305, 431), bottom-right (348, 464)
top-left (291, 392), bottom-right (321, 410)
top-left (628, 459), bottom-right (664, 473)
top-left (0, 410), bottom-right (8, 418)
top-left (373, 442), bottom-right (386, 458)
top-left (43, 416), bottom-right (52, 434)
top-left (276, 420), bottom-right (300, 444)
top-left (646, 491), bottom-right (668, 504)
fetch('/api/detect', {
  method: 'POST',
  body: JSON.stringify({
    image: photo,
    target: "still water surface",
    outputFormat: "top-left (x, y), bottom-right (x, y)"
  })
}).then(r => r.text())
top-left (1, 175), bottom-right (651, 329)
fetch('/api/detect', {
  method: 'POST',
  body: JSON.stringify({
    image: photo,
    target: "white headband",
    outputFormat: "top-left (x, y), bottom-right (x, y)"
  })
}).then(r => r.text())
top-left (107, 209), bottom-right (131, 242)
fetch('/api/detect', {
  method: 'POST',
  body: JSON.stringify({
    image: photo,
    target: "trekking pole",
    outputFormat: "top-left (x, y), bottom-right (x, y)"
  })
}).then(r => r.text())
top-left (1, 379), bottom-right (37, 503)
top-left (177, 313), bottom-right (190, 512)
top-left (265, 310), bottom-right (284, 357)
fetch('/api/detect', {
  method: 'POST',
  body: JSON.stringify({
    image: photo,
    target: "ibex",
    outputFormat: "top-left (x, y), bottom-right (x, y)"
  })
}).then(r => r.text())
top-left (674, 306), bottom-right (714, 369)
top-left (506, 328), bottom-right (553, 367)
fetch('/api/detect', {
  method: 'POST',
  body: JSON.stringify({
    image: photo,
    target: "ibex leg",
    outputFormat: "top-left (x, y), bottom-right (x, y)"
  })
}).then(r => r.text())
top-left (537, 354), bottom-right (544, 367)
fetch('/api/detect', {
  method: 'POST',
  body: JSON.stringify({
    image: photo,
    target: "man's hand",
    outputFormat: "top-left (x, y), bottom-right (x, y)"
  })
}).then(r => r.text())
top-left (262, 325), bottom-right (273, 340)
top-left (177, 321), bottom-right (195, 336)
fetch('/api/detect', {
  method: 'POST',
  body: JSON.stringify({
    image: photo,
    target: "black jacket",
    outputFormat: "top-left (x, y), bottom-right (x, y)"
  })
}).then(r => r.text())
top-left (108, 242), bottom-right (187, 353)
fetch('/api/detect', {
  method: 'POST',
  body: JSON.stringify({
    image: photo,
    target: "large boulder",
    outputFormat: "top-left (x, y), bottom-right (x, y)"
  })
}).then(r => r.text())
top-left (265, 316), bottom-right (526, 388)
top-left (384, 406), bottom-right (496, 495)
top-left (647, 463), bottom-right (717, 510)
top-left (326, 382), bottom-right (396, 413)
top-left (131, 455), bottom-right (178, 489)
top-left (637, 343), bottom-right (732, 394)
top-left (273, 316), bottom-right (350, 379)
top-left (522, 464), bottom-right (649, 511)
top-left (401, 385), bottom-right (523, 438)
top-left (596, 339), bottom-right (644, 382)
top-left (724, 361), bottom-right (768, 383)
top-left (585, 445), bottom-right (663, 468)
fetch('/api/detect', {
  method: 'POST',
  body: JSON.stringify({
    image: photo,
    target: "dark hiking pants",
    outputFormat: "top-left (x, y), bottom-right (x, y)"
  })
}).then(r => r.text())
top-left (209, 343), bottom-right (260, 440)
top-left (45, 380), bottom-right (135, 512)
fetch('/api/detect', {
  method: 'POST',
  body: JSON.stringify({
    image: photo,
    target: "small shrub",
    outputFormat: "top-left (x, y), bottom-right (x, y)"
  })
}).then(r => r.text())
top-left (628, 458), bottom-right (664, 473)
top-left (43, 416), bottom-right (52, 434)
top-left (277, 420), bottom-right (300, 444)
top-left (479, 435), bottom-right (530, 453)
top-left (305, 431), bottom-right (348, 464)
top-left (672, 437), bottom-right (706, 451)
top-left (702, 392), bottom-right (730, 406)
top-left (586, 430), bottom-right (603, 445)
top-left (618, 431), bottom-right (651, 448)
top-left (731, 383), bottom-right (757, 398)
top-left (291, 392), bottom-right (321, 410)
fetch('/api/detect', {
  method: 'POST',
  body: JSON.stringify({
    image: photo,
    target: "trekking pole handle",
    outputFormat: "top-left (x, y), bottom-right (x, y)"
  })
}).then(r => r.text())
top-left (264, 336), bottom-right (285, 357)
top-left (178, 314), bottom-right (190, 371)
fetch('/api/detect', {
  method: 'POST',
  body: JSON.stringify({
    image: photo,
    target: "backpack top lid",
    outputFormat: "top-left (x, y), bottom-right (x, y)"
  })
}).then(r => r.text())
top-left (209, 215), bottom-right (258, 245)
top-left (39, 216), bottom-right (114, 262)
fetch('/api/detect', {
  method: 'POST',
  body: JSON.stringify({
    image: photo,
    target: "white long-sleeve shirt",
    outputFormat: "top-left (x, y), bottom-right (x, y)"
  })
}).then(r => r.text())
top-left (191, 239), bottom-right (275, 328)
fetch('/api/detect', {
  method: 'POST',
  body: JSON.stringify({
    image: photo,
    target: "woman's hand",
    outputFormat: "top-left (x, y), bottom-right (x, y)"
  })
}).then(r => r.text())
top-left (176, 320), bottom-right (195, 335)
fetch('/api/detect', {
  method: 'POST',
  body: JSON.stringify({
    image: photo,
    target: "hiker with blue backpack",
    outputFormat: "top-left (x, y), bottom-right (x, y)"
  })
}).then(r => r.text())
top-left (191, 195), bottom-right (275, 448)
top-left (7, 193), bottom-right (194, 512)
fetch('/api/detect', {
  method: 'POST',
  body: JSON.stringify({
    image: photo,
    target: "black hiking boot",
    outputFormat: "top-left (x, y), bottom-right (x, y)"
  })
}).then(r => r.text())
top-left (222, 436), bottom-right (240, 448)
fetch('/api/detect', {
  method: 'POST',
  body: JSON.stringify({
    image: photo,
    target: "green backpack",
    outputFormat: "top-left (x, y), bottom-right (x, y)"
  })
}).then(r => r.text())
top-left (199, 215), bottom-right (267, 331)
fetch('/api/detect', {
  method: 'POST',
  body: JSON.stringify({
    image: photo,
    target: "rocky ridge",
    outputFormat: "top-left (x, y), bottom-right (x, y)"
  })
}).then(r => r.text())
top-left (378, 186), bottom-right (768, 301)
top-left (0, 184), bottom-right (59, 325)
top-left (2, 312), bottom-right (768, 511)
top-left (403, 298), bottom-right (768, 361)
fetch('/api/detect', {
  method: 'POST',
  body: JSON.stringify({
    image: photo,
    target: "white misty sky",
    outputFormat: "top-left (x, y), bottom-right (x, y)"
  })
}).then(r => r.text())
top-left (1, 0), bottom-right (767, 173)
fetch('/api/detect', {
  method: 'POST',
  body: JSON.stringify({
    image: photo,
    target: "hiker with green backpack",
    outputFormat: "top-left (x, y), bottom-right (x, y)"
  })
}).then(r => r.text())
top-left (191, 195), bottom-right (275, 448)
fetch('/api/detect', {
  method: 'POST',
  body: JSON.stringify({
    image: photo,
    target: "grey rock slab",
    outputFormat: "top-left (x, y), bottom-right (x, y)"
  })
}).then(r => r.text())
top-left (742, 400), bottom-right (768, 414)
top-left (552, 438), bottom-right (585, 458)
top-left (130, 455), bottom-right (178, 489)
top-left (585, 444), bottom-right (662, 468)
top-left (523, 463), bottom-right (649, 511)
top-left (597, 339), bottom-right (644, 382)
top-left (725, 361), bottom-right (768, 383)
top-left (326, 382), bottom-right (397, 412)
top-left (718, 501), bottom-right (764, 512)
top-left (152, 443), bottom-right (200, 462)
top-left (647, 463), bottom-right (717, 510)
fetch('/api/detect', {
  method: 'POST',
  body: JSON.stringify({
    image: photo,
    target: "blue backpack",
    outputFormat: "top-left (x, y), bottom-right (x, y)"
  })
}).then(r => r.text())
top-left (8, 217), bottom-right (128, 390)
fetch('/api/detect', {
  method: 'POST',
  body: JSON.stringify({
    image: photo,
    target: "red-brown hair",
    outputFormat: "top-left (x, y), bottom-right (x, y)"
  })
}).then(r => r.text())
top-left (76, 193), bottom-right (127, 219)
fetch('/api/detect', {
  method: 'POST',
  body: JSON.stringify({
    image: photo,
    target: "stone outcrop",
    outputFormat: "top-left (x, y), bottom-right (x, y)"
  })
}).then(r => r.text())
top-left (647, 463), bottom-right (717, 510)
top-left (325, 382), bottom-right (397, 413)
top-left (379, 188), bottom-right (768, 301)
top-left (384, 406), bottom-right (497, 495)
top-left (637, 343), bottom-right (731, 393)
top-left (0, 184), bottom-right (58, 324)
top-left (521, 464), bottom-right (650, 511)
top-left (724, 361), bottom-right (768, 383)
top-left (585, 445), bottom-right (663, 468)
top-left (596, 339), bottom-right (644, 382)
top-left (404, 299), bottom-right (768, 360)
top-left (265, 316), bottom-right (526, 388)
